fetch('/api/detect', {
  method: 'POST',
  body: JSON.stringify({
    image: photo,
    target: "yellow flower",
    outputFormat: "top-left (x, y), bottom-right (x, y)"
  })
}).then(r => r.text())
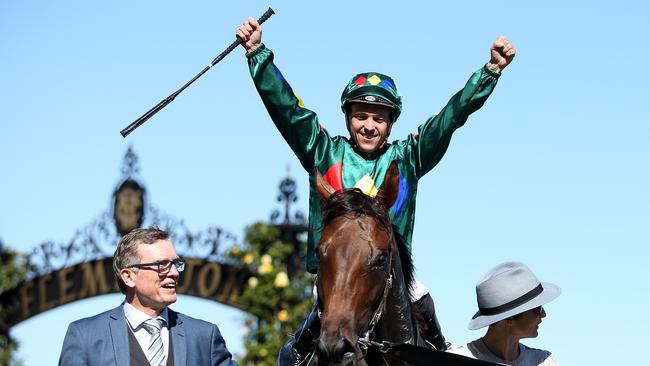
top-left (259, 262), bottom-right (273, 275)
top-left (243, 253), bottom-right (254, 265)
top-left (277, 310), bottom-right (289, 322)
top-left (274, 271), bottom-right (289, 288)
top-left (230, 247), bottom-right (241, 255)
top-left (261, 254), bottom-right (272, 265)
top-left (247, 276), bottom-right (259, 288)
top-left (259, 348), bottom-right (268, 357)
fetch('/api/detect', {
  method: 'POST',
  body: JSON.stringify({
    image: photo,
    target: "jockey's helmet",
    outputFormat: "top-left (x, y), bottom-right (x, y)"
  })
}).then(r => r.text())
top-left (340, 72), bottom-right (402, 122)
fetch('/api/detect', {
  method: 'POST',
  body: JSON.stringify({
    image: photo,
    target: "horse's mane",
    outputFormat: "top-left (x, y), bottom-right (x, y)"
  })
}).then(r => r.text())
top-left (321, 188), bottom-right (416, 299)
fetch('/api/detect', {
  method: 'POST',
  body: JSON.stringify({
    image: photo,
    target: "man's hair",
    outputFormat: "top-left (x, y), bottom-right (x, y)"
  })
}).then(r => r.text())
top-left (113, 227), bottom-right (169, 294)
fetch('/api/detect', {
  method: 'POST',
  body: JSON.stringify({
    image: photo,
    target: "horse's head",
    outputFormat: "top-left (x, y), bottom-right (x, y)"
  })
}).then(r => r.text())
top-left (314, 162), bottom-right (402, 365)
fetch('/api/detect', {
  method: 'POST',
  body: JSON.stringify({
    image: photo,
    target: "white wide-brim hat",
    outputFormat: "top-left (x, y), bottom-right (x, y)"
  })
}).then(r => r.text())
top-left (468, 261), bottom-right (561, 330)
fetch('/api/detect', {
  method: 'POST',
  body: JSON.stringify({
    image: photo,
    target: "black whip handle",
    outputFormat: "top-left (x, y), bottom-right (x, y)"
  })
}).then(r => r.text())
top-left (120, 7), bottom-right (275, 137)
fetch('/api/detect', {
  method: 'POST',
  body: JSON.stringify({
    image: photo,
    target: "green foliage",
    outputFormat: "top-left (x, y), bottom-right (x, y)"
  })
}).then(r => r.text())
top-left (0, 240), bottom-right (26, 366)
top-left (224, 223), bottom-right (314, 366)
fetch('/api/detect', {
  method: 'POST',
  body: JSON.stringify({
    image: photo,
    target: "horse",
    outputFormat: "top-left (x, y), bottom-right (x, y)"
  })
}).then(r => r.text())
top-left (277, 163), bottom-right (504, 366)
top-left (312, 162), bottom-right (425, 365)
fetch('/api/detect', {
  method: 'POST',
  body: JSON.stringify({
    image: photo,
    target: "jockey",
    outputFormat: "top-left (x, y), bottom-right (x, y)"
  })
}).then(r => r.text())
top-left (237, 17), bottom-right (515, 360)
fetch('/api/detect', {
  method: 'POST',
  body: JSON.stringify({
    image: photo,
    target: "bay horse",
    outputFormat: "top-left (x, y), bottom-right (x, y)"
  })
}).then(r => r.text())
top-left (313, 162), bottom-right (425, 365)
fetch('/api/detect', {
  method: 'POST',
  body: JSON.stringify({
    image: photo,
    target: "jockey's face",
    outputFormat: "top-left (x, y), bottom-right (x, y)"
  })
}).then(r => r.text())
top-left (346, 103), bottom-right (393, 154)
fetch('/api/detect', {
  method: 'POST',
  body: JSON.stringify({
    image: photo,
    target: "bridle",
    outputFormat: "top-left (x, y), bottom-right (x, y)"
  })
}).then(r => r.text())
top-left (356, 242), bottom-right (394, 357)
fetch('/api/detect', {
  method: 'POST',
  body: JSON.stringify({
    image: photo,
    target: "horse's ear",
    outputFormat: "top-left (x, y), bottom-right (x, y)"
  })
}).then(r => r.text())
top-left (376, 162), bottom-right (399, 210)
top-left (315, 168), bottom-right (336, 202)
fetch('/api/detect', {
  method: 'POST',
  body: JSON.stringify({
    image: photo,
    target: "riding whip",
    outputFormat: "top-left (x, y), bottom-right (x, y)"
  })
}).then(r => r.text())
top-left (120, 7), bottom-right (275, 137)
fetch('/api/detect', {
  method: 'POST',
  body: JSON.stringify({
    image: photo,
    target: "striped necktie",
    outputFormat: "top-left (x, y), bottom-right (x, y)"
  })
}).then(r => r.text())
top-left (142, 318), bottom-right (166, 366)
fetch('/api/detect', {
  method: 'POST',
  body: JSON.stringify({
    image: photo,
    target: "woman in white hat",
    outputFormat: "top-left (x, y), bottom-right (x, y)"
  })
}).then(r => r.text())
top-left (448, 261), bottom-right (561, 365)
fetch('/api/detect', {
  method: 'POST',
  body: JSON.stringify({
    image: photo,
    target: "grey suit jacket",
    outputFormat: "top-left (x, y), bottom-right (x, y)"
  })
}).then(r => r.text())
top-left (58, 305), bottom-right (237, 366)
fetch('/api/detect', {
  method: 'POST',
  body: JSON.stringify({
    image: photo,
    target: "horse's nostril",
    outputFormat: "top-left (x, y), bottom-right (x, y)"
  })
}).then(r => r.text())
top-left (341, 338), bottom-right (356, 355)
top-left (317, 337), bottom-right (358, 363)
top-left (316, 340), bottom-right (327, 358)
top-left (316, 339), bottom-right (332, 363)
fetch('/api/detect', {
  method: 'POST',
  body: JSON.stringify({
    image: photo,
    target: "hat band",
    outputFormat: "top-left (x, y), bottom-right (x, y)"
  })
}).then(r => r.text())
top-left (479, 284), bottom-right (543, 316)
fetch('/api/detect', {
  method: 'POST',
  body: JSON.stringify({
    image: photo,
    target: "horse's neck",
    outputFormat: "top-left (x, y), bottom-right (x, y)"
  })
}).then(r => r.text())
top-left (374, 252), bottom-right (417, 345)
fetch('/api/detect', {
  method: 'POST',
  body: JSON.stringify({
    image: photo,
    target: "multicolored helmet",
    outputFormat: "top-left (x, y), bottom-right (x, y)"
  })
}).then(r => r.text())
top-left (340, 72), bottom-right (402, 122)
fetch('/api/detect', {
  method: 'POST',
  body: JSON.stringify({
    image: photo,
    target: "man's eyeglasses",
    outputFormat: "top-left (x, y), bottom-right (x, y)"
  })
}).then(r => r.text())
top-left (126, 258), bottom-right (186, 274)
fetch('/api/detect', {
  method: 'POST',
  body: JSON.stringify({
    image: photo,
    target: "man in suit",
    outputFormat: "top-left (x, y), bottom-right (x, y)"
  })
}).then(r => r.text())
top-left (59, 227), bottom-right (237, 366)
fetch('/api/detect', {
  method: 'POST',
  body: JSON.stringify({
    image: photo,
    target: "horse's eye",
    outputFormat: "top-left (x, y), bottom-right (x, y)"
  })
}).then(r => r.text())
top-left (374, 253), bottom-right (388, 268)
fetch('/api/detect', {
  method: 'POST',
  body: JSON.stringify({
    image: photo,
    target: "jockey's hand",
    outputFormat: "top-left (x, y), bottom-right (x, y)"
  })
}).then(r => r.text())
top-left (486, 36), bottom-right (516, 74)
top-left (236, 17), bottom-right (262, 53)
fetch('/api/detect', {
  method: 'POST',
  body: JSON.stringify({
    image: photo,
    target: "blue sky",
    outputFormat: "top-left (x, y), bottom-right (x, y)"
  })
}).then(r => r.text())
top-left (1, 1), bottom-right (648, 364)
